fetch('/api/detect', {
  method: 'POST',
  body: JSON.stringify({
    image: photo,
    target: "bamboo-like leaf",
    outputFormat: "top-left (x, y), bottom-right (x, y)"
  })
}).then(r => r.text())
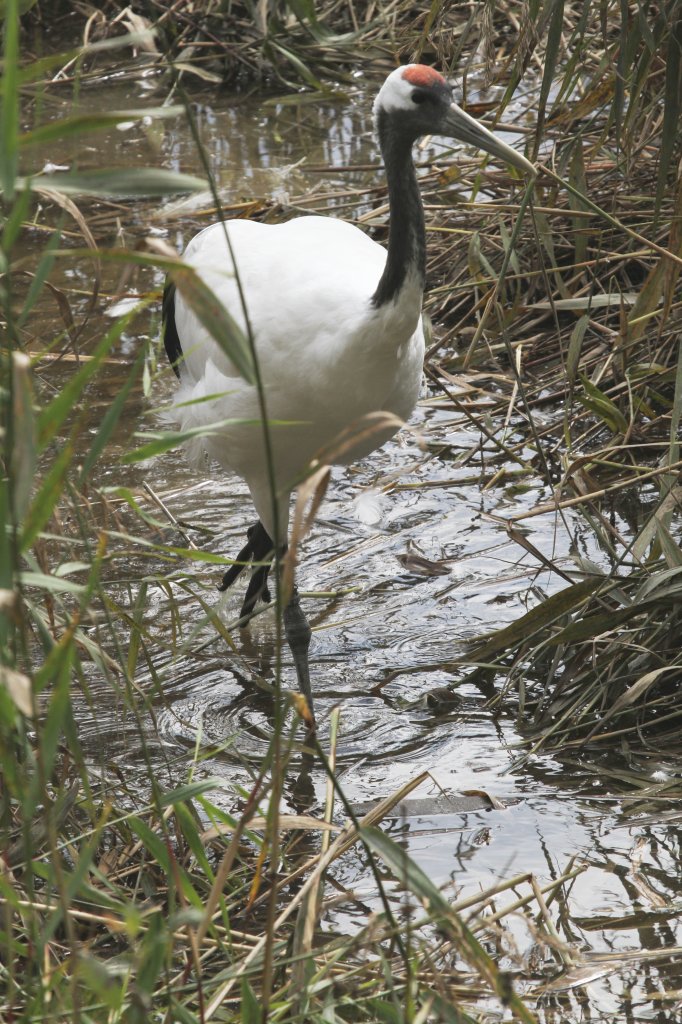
top-left (531, 293), bottom-right (643, 310)
top-left (636, 564), bottom-right (682, 602)
top-left (9, 352), bottom-right (36, 521)
top-left (167, 265), bottom-right (256, 384)
top-left (585, 667), bottom-right (677, 742)
top-left (632, 485), bottom-right (682, 562)
top-left (16, 225), bottom-right (66, 329)
top-left (578, 374), bottom-right (629, 434)
top-left (663, 175), bottom-right (682, 319)
top-left (18, 571), bottom-right (86, 596)
top-left (429, 994), bottom-right (479, 1024)
top-left (36, 646), bottom-right (73, 795)
top-left (126, 581), bottom-right (147, 682)
top-left (361, 825), bottom-right (461, 915)
top-left (20, 440), bottom-right (74, 552)
top-left (126, 816), bottom-right (172, 873)
top-left (497, 217), bottom-right (520, 276)
top-left (19, 107), bottom-right (184, 147)
top-left (568, 141), bottom-right (588, 265)
top-left (656, 15), bottom-right (682, 215)
top-left (548, 606), bottom-right (638, 645)
top-left (671, 342), bottom-right (682, 454)
top-left (566, 314), bottom-right (590, 387)
top-left (469, 579), bottom-right (601, 661)
top-left (360, 827), bottom-right (537, 1023)
top-left (122, 419), bottom-right (261, 463)
top-left (625, 264), bottom-right (666, 346)
top-left (269, 40), bottom-right (323, 89)
top-left (135, 914), bottom-right (168, 996)
top-left (535, 0), bottom-right (564, 148)
top-left (168, 999), bottom-right (200, 1024)
top-left (364, 999), bottom-right (402, 1024)
top-left (240, 978), bottom-right (261, 1024)
top-left (173, 61), bottom-right (223, 84)
top-left (37, 302), bottom-right (148, 449)
top-left (655, 520), bottom-right (682, 568)
top-left (0, 0), bottom-right (19, 196)
top-left (613, 0), bottom-right (631, 140)
top-left (173, 801), bottom-right (215, 881)
top-left (79, 349), bottom-right (145, 483)
top-left (159, 779), bottom-right (224, 808)
top-left (16, 168), bottom-right (207, 198)
top-left (1, 182), bottom-right (30, 250)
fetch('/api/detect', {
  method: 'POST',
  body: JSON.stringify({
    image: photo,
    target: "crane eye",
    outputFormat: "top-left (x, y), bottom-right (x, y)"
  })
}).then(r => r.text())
top-left (411, 90), bottom-right (428, 105)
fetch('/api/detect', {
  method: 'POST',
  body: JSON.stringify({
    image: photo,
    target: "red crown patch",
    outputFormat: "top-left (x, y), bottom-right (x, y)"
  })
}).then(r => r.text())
top-left (401, 65), bottom-right (446, 88)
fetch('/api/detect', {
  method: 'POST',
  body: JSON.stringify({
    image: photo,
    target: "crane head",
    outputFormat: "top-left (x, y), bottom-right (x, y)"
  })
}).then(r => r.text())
top-left (374, 64), bottom-right (535, 177)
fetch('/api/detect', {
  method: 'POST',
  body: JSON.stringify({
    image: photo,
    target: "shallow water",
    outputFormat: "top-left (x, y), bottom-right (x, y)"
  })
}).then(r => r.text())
top-left (25, 71), bottom-right (682, 1021)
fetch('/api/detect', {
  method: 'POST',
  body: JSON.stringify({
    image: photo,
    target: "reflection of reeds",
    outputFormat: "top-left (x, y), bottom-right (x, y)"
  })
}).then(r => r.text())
top-left (3, 2), bottom-right (682, 1019)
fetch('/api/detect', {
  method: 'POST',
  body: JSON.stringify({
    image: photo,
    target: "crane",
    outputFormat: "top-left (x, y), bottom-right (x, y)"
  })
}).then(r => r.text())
top-left (162, 64), bottom-right (534, 723)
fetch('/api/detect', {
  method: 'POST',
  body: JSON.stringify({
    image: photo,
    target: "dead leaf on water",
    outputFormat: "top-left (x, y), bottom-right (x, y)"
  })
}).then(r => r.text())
top-left (0, 666), bottom-right (33, 716)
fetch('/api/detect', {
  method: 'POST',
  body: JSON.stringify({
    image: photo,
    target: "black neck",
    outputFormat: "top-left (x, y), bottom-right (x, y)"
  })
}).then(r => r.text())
top-left (371, 112), bottom-right (426, 308)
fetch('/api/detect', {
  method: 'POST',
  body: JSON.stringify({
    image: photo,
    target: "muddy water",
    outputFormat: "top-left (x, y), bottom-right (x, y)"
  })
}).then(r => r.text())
top-left (28, 76), bottom-right (682, 1021)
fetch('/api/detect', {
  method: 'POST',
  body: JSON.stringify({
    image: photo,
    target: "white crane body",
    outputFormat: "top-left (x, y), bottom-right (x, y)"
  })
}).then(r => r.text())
top-left (173, 215), bottom-right (425, 538)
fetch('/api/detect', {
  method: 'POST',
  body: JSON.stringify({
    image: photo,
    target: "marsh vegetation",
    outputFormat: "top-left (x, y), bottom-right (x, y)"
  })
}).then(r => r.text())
top-left (2, 1), bottom-right (682, 1021)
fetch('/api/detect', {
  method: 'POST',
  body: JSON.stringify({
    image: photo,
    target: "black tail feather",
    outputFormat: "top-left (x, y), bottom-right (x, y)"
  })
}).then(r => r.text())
top-left (162, 281), bottom-right (183, 379)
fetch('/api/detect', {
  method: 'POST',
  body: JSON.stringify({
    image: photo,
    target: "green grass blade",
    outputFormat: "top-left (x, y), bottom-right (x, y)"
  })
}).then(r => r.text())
top-left (241, 978), bottom-right (261, 1024)
top-left (18, 571), bottom-right (86, 596)
top-left (159, 779), bottom-right (224, 808)
top-left (168, 266), bottom-right (256, 384)
top-left (1, 183), bottom-right (30, 250)
top-left (16, 219), bottom-right (64, 328)
top-left (0, 0), bottom-right (19, 198)
top-left (19, 106), bottom-right (184, 147)
top-left (122, 419), bottom-right (261, 463)
top-left (20, 439), bottom-right (74, 552)
top-left (534, 0), bottom-right (564, 152)
top-left (566, 314), bottom-right (590, 387)
top-left (36, 302), bottom-right (149, 449)
top-left (9, 352), bottom-right (36, 522)
top-left (360, 826), bottom-right (538, 1023)
top-left (16, 168), bottom-right (207, 198)
top-left (470, 579), bottom-right (601, 661)
top-left (578, 373), bottom-right (629, 434)
top-left (656, 14), bottom-right (682, 214)
top-left (78, 347), bottom-right (146, 484)
top-left (127, 816), bottom-right (203, 909)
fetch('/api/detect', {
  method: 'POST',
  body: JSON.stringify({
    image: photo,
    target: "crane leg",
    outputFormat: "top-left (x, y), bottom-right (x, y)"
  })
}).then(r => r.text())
top-left (283, 588), bottom-right (314, 722)
top-left (218, 521), bottom-right (274, 621)
top-left (219, 522), bottom-right (315, 723)
top-left (240, 559), bottom-right (273, 621)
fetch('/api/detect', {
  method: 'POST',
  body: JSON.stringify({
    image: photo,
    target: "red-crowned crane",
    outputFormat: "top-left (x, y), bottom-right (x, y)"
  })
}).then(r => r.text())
top-left (162, 64), bottom-right (534, 724)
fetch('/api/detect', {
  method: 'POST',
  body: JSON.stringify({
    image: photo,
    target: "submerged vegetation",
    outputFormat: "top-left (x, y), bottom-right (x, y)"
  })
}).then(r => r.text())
top-left (2, 0), bottom-right (682, 1020)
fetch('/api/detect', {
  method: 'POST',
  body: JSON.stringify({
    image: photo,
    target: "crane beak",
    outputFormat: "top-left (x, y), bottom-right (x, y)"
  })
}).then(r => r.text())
top-left (441, 102), bottom-right (536, 176)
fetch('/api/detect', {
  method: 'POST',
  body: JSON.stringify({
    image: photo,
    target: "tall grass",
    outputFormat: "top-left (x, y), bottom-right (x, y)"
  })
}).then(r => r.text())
top-left (2, 0), bottom-right (682, 1020)
top-left (449, 2), bottom-right (682, 761)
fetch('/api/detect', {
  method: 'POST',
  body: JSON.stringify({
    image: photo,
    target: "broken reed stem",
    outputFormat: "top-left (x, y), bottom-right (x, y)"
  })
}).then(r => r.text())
top-left (506, 459), bottom-right (682, 523)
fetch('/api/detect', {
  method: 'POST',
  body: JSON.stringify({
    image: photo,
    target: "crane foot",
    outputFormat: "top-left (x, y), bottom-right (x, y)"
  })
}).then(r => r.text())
top-left (218, 520), bottom-right (274, 620)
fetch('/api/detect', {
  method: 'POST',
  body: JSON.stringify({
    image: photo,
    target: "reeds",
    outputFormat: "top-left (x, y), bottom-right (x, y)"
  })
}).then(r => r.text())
top-left (2, 0), bottom-right (682, 1020)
